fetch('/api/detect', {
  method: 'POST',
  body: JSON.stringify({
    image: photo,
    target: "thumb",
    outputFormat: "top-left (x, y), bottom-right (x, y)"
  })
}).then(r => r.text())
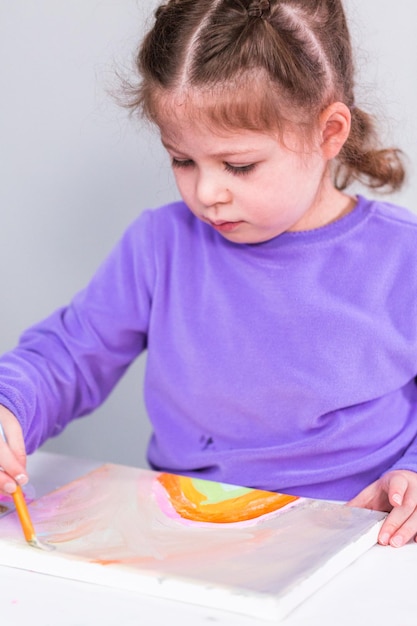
top-left (347, 481), bottom-right (379, 509)
top-left (383, 471), bottom-right (410, 508)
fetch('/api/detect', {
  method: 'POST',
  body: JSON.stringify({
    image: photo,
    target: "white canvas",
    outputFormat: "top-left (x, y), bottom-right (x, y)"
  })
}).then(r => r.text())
top-left (0, 463), bottom-right (386, 622)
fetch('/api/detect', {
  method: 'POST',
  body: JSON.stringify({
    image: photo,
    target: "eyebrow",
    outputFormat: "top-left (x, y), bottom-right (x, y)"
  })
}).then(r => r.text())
top-left (160, 139), bottom-right (260, 159)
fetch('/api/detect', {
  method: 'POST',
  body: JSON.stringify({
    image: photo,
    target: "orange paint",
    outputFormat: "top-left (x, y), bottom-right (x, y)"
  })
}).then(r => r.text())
top-left (158, 474), bottom-right (298, 523)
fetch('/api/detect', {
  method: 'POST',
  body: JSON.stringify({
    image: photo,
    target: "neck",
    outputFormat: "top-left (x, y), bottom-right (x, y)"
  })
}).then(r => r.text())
top-left (289, 178), bottom-right (356, 233)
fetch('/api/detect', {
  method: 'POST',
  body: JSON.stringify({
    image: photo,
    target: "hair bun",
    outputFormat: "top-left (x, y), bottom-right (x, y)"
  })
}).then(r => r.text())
top-left (247, 0), bottom-right (270, 18)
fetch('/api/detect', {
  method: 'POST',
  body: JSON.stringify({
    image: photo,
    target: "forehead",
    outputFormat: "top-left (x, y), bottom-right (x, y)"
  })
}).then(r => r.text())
top-left (151, 80), bottom-right (288, 134)
top-left (156, 99), bottom-right (315, 162)
top-left (149, 80), bottom-right (317, 151)
top-left (160, 120), bottom-right (279, 157)
top-left (156, 94), bottom-right (267, 148)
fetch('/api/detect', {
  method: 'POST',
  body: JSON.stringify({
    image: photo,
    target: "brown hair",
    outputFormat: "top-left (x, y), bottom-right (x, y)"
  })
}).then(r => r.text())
top-left (124, 0), bottom-right (405, 192)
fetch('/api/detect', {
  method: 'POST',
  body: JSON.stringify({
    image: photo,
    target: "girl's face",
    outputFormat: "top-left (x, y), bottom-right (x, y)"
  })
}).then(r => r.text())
top-left (160, 117), bottom-right (351, 244)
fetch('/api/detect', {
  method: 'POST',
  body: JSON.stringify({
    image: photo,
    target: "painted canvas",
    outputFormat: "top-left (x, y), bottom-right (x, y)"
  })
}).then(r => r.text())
top-left (0, 463), bottom-right (385, 622)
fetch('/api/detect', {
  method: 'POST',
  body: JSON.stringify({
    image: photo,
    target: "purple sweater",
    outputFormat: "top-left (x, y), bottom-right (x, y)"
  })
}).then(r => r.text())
top-left (1, 195), bottom-right (417, 500)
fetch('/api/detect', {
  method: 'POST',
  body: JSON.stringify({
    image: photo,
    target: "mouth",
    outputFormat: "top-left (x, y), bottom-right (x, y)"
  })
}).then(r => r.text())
top-left (208, 220), bottom-right (243, 233)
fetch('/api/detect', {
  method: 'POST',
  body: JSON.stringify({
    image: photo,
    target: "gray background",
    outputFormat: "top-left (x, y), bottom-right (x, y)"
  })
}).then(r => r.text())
top-left (1, 1), bottom-right (416, 468)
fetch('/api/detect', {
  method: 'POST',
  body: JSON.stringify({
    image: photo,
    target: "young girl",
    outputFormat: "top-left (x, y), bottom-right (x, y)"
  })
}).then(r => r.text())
top-left (0, 0), bottom-right (416, 549)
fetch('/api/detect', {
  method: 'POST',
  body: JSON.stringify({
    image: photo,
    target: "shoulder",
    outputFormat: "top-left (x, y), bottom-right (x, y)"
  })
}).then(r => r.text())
top-left (352, 196), bottom-right (417, 280)
top-left (126, 201), bottom-right (203, 242)
top-left (90, 202), bottom-right (206, 296)
top-left (362, 195), bottom-right (417, 231)
top-left (118, 201), bottom-right (217, 270)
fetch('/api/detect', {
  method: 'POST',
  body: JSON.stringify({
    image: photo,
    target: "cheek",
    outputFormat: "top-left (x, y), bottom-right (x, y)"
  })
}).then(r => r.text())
top-left (283, 158), bottom-right (324, 199)
top-left (173, 172), bottom-right (191, 198)
top-left (173, 173), bottom-right (201, 216)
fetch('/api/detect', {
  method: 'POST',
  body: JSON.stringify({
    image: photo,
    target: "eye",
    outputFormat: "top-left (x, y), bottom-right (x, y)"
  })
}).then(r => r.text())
top-left (224, 162), bottom-right (256, 176)
top-left (171, 158), bottom-right (194, 169)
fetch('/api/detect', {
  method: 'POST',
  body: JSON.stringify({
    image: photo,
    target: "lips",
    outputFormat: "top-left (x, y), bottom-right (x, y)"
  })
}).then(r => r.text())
top-left (208, 219), bottom-right (243, 233)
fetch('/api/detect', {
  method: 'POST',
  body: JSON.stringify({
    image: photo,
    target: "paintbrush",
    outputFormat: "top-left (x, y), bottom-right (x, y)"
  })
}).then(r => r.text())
top-left (0, 424), bottom-right (54, 551)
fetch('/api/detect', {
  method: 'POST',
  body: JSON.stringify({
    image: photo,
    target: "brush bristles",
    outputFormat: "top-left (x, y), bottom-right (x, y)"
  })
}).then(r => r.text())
top-left (28, 537), bottom-right (55, 551)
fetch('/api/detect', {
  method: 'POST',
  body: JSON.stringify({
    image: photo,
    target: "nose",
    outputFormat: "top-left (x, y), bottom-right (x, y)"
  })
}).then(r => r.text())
top-left (195, 169), bottom-right (232, 208)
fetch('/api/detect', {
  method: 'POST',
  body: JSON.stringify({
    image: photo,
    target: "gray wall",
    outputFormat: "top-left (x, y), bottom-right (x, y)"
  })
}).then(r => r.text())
top-left (1, 1), bottom-right (416, 467)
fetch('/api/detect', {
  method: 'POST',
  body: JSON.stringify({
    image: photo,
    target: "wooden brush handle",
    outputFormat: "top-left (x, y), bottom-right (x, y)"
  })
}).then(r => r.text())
top-left (12, 485), bottom-right (35, 542)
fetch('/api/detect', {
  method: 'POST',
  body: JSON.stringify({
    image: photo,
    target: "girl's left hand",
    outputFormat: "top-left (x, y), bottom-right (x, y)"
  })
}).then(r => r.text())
top-left (347, 469), bottom-right (417, 548)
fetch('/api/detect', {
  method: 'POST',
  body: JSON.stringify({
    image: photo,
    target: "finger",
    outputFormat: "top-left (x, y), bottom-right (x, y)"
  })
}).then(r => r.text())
top-left (347, 483), bottom-right (374, 508)
top-left (347, 481), bottom-right (389, 511)
top-left (378, 491), bottom-right (417, 546)
top-left (0, 410), bottom-right (28, 495)
top-left (1, 415), bottom-right (27, 468)
top-left (0, 443), bottom-right (28, 495)
top-left (381, 509), bottom-right (417, 548)
top-left (0, 405), bottom-right (27, 466)
top-left (385, 472), bottom-right (410, 508)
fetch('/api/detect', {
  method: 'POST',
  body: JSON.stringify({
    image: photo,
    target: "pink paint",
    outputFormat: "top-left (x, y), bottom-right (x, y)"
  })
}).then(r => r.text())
top-left (0, 463), bottom-right (385, 622)
top-left (152, 477), bottom-right (301, 529)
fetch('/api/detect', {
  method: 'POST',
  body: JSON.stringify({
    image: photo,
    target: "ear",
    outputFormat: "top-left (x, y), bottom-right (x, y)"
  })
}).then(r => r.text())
top-left (319, 102), bottom-right (351, 159)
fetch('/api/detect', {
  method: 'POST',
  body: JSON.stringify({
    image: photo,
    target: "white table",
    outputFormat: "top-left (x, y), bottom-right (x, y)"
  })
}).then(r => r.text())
top-left (0, 451), bottom-right (416, 626)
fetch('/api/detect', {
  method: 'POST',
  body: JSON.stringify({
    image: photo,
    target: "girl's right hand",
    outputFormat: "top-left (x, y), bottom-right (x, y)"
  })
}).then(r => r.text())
top-left (0, 405), bottom-right (28, 495)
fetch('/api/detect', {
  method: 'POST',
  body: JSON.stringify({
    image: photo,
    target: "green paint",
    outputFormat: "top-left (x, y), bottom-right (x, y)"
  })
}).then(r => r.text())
top-left (191, 478), bottom-right (253, 505)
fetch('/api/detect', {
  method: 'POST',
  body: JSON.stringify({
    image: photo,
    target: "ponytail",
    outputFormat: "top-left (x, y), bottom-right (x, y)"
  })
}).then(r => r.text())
top-left (128, 0), bottom-right (407, 194)
top-left (335, 107), bottom-right (405, 192)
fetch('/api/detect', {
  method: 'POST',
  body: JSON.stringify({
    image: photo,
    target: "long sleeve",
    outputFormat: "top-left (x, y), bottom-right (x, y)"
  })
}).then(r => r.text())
top-left (387, 432), bottom-right (417, 474)
top-left (3, 197), bottom-right (417, 501)
top-left (0, 210), bottom-right (156, 452)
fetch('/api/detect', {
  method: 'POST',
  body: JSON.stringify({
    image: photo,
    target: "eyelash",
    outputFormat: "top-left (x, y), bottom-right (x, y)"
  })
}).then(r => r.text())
top-left (224, 162), bottom-right (255, 176)
top-left (171, 158), bottom-right (256, 177)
